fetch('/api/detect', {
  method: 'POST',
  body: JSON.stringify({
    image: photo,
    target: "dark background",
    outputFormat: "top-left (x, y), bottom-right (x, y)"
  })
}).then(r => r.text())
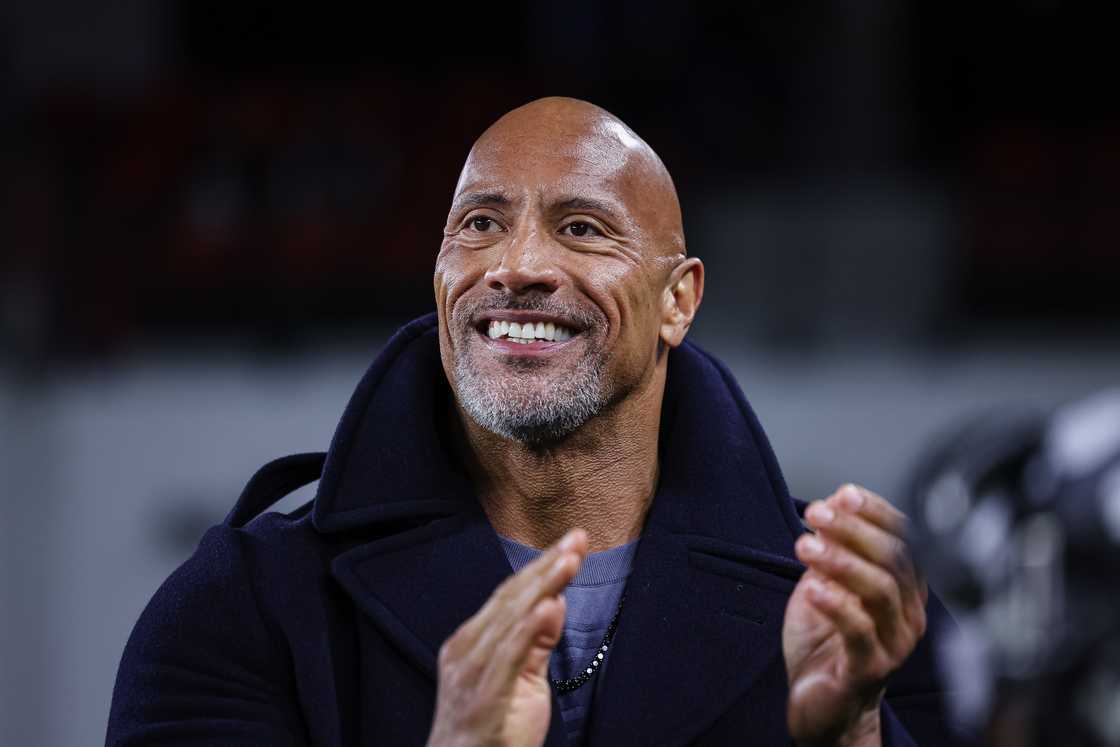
top-left (1, 2), bottom-right (1117, 743)
top-left (5, 1), bottom-right (1117, 361)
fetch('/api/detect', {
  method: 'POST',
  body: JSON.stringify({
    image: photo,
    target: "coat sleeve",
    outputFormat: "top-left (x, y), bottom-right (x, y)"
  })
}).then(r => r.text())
top-left (106, 525), bottom-right (309, 746)
top-left (879, 590), bottom-right (978, 747)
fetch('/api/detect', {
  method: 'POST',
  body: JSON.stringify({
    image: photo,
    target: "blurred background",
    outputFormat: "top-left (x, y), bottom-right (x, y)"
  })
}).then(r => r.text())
top-left (1, 1), bottom-right (1116, 744)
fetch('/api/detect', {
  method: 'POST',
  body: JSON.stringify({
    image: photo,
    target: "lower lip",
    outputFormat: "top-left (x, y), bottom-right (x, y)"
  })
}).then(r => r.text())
top-left (477, 331), bottom-right (576, 356)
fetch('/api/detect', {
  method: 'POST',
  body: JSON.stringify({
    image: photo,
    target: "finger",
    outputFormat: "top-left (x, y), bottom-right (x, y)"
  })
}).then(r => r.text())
top-left (795, 533), bottom-right (906, 650)
top-left (470, 546), bottom-right (580, 664)
top-left (804, 500), bottom-right (918, 591)
top-left (463, 528), bottom-right (586, 663)
top-left (915, 564), bottom-right (929, 607)
top-left (828, 484), bottom-right (908, 538)
top-left (803, 576), bottom-right (883, 675)
top-left (486, 594), bottom-right (567, 687)
top-left (823, 487), bottom-right (930, 613)
top-left (450, 529), bottom-right (587, 654)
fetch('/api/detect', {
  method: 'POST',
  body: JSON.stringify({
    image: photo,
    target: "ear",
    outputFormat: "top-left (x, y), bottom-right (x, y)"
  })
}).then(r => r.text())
top-left (659, 257), bottom-right (704, 349)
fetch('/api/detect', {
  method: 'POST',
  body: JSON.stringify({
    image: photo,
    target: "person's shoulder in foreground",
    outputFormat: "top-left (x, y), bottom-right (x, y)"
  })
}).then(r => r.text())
top-left (108, 98), bottom-right (973, 746)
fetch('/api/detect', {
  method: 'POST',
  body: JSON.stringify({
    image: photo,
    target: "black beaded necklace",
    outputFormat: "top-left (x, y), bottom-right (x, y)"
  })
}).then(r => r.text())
top-left (550, 593), bottom-right (626, 694)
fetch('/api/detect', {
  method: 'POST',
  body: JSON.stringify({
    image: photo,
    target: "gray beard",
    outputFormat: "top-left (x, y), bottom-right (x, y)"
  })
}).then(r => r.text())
top-left (453, 341), bottom-right (609, 446)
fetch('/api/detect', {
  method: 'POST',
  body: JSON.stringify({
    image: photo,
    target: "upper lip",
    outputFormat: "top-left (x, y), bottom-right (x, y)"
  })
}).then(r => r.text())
top-left (474, 310), bottom-right (584, 333)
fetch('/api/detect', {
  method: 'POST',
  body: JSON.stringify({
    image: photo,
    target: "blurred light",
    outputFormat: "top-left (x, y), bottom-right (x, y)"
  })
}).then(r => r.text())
top-left (925, 471), bottom-right (971, 534)
top-left (960, 492), bottom-right (1012, 579)
top-left (1047, 390), bottom-right (1120, 478)
top-left (1100, 464), bottom-right (1120, 544)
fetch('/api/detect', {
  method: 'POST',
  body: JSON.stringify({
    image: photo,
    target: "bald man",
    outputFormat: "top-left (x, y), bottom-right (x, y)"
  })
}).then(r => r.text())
top-left (108, 98), bottom-right (964, 746)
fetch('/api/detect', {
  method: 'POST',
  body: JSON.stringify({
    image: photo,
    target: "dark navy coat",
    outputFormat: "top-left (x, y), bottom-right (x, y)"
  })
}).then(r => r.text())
top-left (108, 313), bottom-right (963, 745)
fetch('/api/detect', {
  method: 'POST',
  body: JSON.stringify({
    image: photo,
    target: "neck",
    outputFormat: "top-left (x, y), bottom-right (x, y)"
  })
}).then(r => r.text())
top-left (454, 367), bottom-right (666, 554)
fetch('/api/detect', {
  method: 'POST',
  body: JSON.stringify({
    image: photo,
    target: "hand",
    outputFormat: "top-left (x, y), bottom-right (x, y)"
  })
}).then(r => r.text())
top-left (783, 485), bottom-right (928, 747)
top-left (426, 529), bottom-right (588, 747)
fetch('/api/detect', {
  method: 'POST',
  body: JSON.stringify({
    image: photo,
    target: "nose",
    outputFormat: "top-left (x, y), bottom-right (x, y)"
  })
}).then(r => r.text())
top-left (484, 223), bottom-right (560, 295)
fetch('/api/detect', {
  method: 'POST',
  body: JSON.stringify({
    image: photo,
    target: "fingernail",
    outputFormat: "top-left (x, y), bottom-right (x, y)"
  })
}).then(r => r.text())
top-left (559, 530), bottom-right (581, 551)
top-left (810, 502), bottom-right (835, 524)
top-left (842, 484), bottom-right (864, 509)
top-left (800, 536), bottom-right (825, 557)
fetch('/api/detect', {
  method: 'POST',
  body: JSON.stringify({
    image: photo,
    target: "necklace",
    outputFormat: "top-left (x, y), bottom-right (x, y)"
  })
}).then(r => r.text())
top-left (550, 593), bottom-right (626, 694)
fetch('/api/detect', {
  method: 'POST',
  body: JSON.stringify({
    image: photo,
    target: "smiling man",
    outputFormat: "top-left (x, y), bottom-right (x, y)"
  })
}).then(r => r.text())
top-left (108, 98), bottom-right (964, 746)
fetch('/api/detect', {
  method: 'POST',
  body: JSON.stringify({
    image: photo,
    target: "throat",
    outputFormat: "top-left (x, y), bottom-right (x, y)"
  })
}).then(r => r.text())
top-left (451, 363), bottom-right (667, 552)
top-left (464, 435), bottom-right (660, 553)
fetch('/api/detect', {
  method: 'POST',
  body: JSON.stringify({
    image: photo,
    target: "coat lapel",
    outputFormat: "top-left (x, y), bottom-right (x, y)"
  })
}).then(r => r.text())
top-left (312, 313), bottom-right (808, 747)
top-left (585, 342), bottom-right (808, 745)
top-left (330, 510), bottom-right (503, 680)
top-left (329, 508), bottom-right (569, 747)
top-left (584, 502), bottom-right (804, 745)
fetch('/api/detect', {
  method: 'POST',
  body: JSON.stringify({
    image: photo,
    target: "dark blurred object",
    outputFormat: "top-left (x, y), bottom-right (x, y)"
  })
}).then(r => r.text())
top-left (907, 389), bottom-right (1120, 746)
top-left (4, 1), bottom-right (1118, 364)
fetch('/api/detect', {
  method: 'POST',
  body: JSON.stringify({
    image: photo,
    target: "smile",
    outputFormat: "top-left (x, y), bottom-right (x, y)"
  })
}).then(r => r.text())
top-left (473, 313), bottom-right (586, 356)
top-left (486, 319), bottom-right (575, 343)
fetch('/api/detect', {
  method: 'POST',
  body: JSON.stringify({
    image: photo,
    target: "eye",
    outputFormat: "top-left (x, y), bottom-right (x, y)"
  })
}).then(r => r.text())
top-left (467, 216), bottom-right (503, 233)
top-left (561, 221), bottom-right (600, 238)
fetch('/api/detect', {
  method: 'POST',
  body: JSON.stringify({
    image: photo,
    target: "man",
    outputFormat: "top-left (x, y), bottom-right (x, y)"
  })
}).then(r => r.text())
top-left (108, 98), bottom-right (961, 746)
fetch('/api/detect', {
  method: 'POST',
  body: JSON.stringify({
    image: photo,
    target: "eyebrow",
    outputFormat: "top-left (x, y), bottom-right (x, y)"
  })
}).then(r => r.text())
top-left (452, 192), bottom-right (511, 212)
top-left (552, 196), bottom-right (622, 221)
top-left (450, 192), bottom-right (625, 223)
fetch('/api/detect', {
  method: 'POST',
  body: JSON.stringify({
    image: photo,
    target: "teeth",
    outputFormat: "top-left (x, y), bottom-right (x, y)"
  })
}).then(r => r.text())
top-left (486, 319), bottom-right (576, 343)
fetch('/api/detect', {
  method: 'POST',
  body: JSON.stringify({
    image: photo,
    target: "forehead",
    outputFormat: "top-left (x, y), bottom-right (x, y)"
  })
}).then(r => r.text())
top-left (453, 120), bottom-right (649, 214)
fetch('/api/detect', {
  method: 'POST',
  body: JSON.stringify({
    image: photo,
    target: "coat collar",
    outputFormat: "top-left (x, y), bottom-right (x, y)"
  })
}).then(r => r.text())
top-left (321, 313), bottom-right (807, 745)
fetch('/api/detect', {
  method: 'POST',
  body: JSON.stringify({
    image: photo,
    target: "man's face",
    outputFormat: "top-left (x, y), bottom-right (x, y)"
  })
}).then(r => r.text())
top-left (435, 112), bottom-right (680, 445)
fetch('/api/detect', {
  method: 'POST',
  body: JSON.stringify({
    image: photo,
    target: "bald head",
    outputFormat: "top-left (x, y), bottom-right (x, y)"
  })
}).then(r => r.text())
top-left (454, 97), bottom-right (685, 258)
top-left (435, 97), bottom-right (705, 447)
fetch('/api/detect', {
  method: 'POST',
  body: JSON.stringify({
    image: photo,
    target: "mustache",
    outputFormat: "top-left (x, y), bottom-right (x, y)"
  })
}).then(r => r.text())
top-left (456, 292), bottom-right (603, 330)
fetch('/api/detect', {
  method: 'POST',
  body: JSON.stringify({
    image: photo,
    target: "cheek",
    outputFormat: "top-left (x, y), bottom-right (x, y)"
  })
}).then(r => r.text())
top-left (582, 263), bottom-right (636, 323)
top-left (585, 266), bottom-right (661, 368)
top-left (591, 265), bottom-right (659, 333)
top-left (434, 243), bottom-right (484, 318)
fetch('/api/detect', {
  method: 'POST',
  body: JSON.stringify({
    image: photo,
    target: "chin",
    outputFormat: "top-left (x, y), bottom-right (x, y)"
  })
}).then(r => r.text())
top-left (454, 358), bottom-right (607, 448)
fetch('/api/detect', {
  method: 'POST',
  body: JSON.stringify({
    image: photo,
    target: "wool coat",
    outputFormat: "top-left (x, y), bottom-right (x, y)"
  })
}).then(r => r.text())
top-left (107, 313), bottom-right (964, 746)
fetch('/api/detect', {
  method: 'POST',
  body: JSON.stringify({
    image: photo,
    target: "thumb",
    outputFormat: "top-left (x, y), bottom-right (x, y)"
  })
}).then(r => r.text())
top-left (522, 595), bottom-right (566, 680)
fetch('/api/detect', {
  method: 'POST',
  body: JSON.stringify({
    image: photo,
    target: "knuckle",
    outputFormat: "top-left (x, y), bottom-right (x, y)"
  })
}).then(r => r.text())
top-left (508, 611), bottom-right (534, 642)
top-left (866, 585), bottom-right (891, 611)
top-left (437, 641), bottom-right (457, 670)
top-left (824, 546), bottom-right (846, 571)
top-left (445, 660), bottom-right (479, 693)
top-left (871, 569), bottom-right (900, 606)
top-left (831, 514), bottom-right (857, 540)
top-left (913, 607), bottom-right (928, 638)
top-left (831, 584), bottom-right (855, 611)
top-left (493, 577), bottom-right (516, 602)
top-left (853, 614), bottom-right (875, 639)
top-left (888, 537), bottom-right (910, 569)
top-left (869, 656), bottom-right (893, 681)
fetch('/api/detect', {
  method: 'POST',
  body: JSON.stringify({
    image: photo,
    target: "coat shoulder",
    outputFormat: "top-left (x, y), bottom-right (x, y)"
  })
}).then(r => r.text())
top-left (107, 521), bottom-right (312, 744)
top-left (107, 451), bottom-right (344, 746)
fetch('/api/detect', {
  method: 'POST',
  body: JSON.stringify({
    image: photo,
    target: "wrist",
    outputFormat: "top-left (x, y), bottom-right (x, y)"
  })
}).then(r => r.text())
top-left (793, 692), bottom-right (883, 747)
top-left (834, 703), bottom-right (881, 747)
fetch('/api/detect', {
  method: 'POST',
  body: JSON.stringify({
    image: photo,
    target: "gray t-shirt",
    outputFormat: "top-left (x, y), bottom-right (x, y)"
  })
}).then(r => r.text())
top-left (498, 535), bottom-right (638, 746)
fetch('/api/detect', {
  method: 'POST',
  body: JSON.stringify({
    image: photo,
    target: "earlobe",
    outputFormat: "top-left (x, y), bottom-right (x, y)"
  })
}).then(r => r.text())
top-left (658, 258), bottom-right (704, 350)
